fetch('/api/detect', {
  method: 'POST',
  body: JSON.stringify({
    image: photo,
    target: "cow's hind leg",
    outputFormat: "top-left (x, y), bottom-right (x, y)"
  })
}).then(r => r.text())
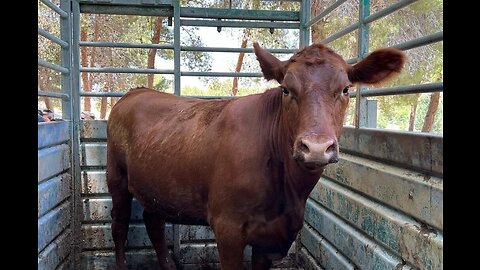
top-left (143, 211), bottom-right (177, 269)
top-left (109, 188), bottom-right (133, 270)
top-left (212, 219), bottom-right (246, 270)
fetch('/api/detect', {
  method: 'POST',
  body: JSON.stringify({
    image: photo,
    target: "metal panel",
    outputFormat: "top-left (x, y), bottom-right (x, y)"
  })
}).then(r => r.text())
top-left (80, 120), bottom-right (107, 140)
top-left (38, 229), bottom-right (72, 270)
top-left (296, 247), bottom-right (325, 270)
top-left (180, 225), bottom-right (215, 241)
top-left (38, 144), bottom-right (71, 182)
top-left (180, 19), bottom-right (299, 29)
top-left (80, 142), bottom-right (107, 167)
top-left (180, 7), bottom-right (299, 21)
top-left (304, 199), bottom-right (414, 270)
top-left (38, 201), bottom-right (71, 253)
top-left (82, 198), bottom-right (145, 221)
top-left (310, 176), bottom-right (443, 269)
top-left (38, 173), bottom-right (72, 218)
top-left (81, 223), bottom-right (174, 249)
top-left (323, 153), bottom-right (443, 230)
top-left (80, 250), bottom-right (160, 269)
top-left (300, 224), bottom-right (355, 270)
top-left (81, 171), bottom-right (108, 194)
top-left (38, 121), bottom-right (70, 149)
top-left (339, 127), bottom-right (443, 176)
top-left (179, 244), bottom-right (252, 264)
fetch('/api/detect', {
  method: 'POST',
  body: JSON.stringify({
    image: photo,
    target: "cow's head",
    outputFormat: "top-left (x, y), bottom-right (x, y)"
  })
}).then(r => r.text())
top-left (253, 42), bottom-right (405, 170)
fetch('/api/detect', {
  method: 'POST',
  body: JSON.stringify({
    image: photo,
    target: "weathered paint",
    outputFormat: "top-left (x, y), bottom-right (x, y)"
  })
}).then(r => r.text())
top-left (300, 224), bottom-right (356, 270)
top-left (304, 199), bottom-right (415, 270)
top-left (80, 250), bottom-right (161, 270)
top-left (323, 153), bottom-right (443, 230)
top-left (180, 225), bottom-right (216, 241)
top-left (81, 223), bottom-right (174, 249)
top-left (309, 176), bottom-right (443, 269)
top-left (38, 121), bottom-right (70, 149)
top-left (80, 120), bottom-right (107, 140)
top-left (179, 244), bottom-right (252, 264)
top-left (38, 144), bottom-right (71, 182)
top-left (38, 201), bottom-right (71, 253)
top-left (38, 173), bottom-right (72, 217)
top-left (296, 247), bottom-right (325, 270)
top-left (82, 198), bottom-right (145, 221)
top-left (38, 229), bottom-right (72, 270)
top-left (80, 171), bottom-right (108, 195)
top-left (339, 127), bottom-right (443, 176)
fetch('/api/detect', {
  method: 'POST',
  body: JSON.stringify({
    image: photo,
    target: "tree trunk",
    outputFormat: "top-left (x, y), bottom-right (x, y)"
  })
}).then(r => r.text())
top-left (80, 27), bottom-right (91, 112)
top-left (147, 17), bottom-right (164, 89)
top-left (408, 94), bottom-right (420, 131)
top-left (38, 71), bottom-right (52, 109)
top-left (232, 39), bottom-right (248, 96)
top-left (100, 73), bottom-right (110, 120)
top-left (311, 0), bottom-right (328, 43)
top-left (421, 92), bottom-right (441, 132)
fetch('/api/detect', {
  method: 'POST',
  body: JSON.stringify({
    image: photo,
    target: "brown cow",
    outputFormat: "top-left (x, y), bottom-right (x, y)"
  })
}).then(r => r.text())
top-left (107, 42), bottom-right (405, 270)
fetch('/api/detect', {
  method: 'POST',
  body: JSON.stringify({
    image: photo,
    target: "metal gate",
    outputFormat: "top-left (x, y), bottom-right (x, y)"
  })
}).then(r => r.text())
top-left (38, 0), bottom-right (443, 269)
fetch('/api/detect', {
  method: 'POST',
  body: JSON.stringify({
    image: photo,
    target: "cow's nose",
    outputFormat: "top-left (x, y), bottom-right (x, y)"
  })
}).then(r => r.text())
top-left (295, 138), bottom-right (338, 166)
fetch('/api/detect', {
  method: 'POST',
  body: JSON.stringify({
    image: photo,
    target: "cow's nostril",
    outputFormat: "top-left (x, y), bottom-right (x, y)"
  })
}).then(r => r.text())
top-left (299, 141), bottom-right (309, 153)
top-left (326, 142), bottom-right (336, 154)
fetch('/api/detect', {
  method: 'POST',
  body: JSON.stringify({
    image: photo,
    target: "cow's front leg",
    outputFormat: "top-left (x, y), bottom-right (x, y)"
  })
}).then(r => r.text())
top-left (212, 218), bottom-right (246, 270)
top-left (251, 246), bottom-right (272, 270)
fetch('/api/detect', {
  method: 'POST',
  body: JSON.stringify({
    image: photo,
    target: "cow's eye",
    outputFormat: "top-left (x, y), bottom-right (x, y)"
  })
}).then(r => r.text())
top-left (281, 86), bottom-right (289, 96)
top-left (342, 86), bottom-right (350, 96)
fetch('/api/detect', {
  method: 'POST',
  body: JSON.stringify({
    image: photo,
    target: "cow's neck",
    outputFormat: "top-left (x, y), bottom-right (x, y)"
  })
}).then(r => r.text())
top-left (259, 88), bottom-right (323, 204)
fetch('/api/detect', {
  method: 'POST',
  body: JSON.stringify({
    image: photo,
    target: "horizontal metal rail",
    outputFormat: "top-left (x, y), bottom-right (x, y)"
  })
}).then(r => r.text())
top-left (349, 82), bottom-right (443, 97)
top-left (180, 7), bottom-right (300, 21)
top-left (38, 59), bottom-right (69, 74)
top-left (80, 91), bottom-right (125, 97)
top-left (80, 67), bottom-right (174, 74)
top-left (181, 72), bottom-right (262, 77)
top-left (364, 0), bottom-right (417, 24)
top-left (38, 90), bottom-right (70, 99)
top-left (346, 57), bottom-right (359, 64)
top-left (391, 31), bottom-right (443, 51)
top-left (180, 19), bottom-right (299, 29)
top-left (40, 0), bottom-right (68, 18)
top-left (79, 41), bottom-right (297, 54)
top-left (321, 22), bottom-right (359, 44)
top-left (38, 28), bottom-right (69, 48)
top-left (305, 0), bottom-right (346, 28)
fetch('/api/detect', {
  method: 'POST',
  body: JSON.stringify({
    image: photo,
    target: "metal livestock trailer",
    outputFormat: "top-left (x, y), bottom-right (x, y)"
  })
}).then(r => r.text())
top-left (37, 0), bottom-right (443, 269)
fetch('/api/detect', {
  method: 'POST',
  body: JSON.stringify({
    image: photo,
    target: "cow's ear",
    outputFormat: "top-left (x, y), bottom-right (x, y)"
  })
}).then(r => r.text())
top-left (348, 48), bottom-right (406, 85)
top-left (253, 42), bottom-right (288, 83)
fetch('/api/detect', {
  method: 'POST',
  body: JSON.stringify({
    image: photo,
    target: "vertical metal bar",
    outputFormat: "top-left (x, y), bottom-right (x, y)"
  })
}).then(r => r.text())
top-left (299, 0), bottom-right (311, 48)
top-left (60, 0), bottom-right (71, 120)
top-left (355, 0), bottom-right (370, 128)
top-left (366, 100), bottom-right (377, 128)
top-left (173, 0), bottom-right (181, 96)
top-left (71, 0), bottom-right (83, 268)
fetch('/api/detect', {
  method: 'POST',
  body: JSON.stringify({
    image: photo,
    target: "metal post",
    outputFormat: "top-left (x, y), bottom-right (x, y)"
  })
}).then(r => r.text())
top-left (71, 0), bottom-right (84, 268)
top-left (299, 0), bottom-right (311, 48)
top-left (355, 0), bottom-right (373, 128)
top-left (60, 0), bottom-right (72, 120)
top-left (173, 0), bottom-right (181, 96)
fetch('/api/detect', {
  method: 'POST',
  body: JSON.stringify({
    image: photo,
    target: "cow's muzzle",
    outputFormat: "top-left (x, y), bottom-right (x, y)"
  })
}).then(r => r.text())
top-left (293, 134), bottom-right (339, 169)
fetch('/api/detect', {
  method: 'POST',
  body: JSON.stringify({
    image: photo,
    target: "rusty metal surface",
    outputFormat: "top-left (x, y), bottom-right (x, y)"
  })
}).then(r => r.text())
top-left (38, 144), bottom-right (71, 182)
top-left (310, 176), bottom-right (442, 269)
top-left (81, 171), bottom-right (108, 195)
top-left (339, 127), bottom-right (443, 176)
top-left (300, 224), bottom-right (355, 270)
top-left (324, 153), bottom-right (443, 230)
top-left (82, 198), bottom-right (145, 221)
top-left (304, 199), bottom-right (415, 269)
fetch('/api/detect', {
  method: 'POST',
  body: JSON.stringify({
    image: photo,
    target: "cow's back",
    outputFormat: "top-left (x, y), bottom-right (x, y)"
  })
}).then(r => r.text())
top-left (107, 88), bottom-right (235, 224)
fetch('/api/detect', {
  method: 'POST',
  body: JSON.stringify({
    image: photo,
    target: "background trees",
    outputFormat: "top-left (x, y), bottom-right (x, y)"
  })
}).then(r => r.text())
top-left (38, 0), bottom-right (442, 134)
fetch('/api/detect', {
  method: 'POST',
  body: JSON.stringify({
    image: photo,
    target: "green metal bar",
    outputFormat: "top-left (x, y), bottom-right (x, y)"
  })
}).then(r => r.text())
top-left (80, 4), bottom-right (172, 16)
top-left (180, 19), bottom-right (299, 29)
top-left (356, 0), bottom-right (370, 128)
top-left (181, 72), bottom-right (262, 77)
top-left (305, 0), bottom-right (346, 28)
top-left (299, 0), bottom-right (311, 48)
top-left (349, 82), bottom-right (443, 97)
top-left (80, 41), bottom-right (296, 53)
top-left (364, 0), bottom-right (417, 24)
top-left (38, 59), bottom-right (69, 74)
top-left (60, 0), bottom-right (72, 121)
top-left (80, 41), bottom-right (174, 49)
top-left (173, 0), bottom-right (181, 96)
top-left (320, 22), bottom-right (359, 44)
top-left (78, 0), bottom-right (172, 5)
top-left (180, 7), bottom-right (300, 21)
top-left (38, 28), bottom-right (69, 48)
top-left (392, 31), bottom-right (443, 51)
top-left (38, 90), bottom-right (70, 99)
top-left (80, 67), bottom-right (175, 74)
top-left (346, 57), bottom-right (359, 64)
top-left (40, 0), bottom-right (68, 18)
